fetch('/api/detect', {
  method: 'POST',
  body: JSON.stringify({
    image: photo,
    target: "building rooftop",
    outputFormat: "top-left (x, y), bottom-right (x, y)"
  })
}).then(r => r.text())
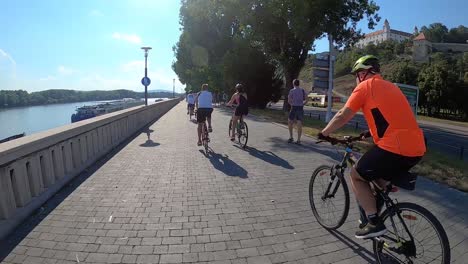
top-left (414, 32), bottom-right (427, 41)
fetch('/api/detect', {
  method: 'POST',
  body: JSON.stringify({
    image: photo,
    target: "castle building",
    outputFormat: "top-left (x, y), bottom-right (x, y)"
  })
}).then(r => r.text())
top-left (355, 19), bottom-right (413, 48)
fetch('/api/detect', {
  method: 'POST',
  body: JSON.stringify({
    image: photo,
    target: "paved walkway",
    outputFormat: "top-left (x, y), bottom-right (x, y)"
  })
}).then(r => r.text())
top-left (1, 103), bottom-right (467, 263)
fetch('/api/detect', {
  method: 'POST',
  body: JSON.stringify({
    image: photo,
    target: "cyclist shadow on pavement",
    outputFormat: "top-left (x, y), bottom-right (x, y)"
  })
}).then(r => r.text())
top-left (235, 145), bottom-right (294, 169)
top-left (327, 229), bottom-right (376, 263)
top-left (199, 150), bottom-right (248, 178)
top-left (139, 129), bottom-right (160, 147)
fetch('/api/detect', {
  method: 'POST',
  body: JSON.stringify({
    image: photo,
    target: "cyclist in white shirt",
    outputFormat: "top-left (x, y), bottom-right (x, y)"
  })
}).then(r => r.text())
top-left (195, 84), bottom-right (213, 146)
top-left (186, 91), bottom-right (195, 114)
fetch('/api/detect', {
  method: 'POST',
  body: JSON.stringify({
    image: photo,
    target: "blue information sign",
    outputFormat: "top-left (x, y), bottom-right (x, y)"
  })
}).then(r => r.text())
top-left (141, 77), bottom-right (151, 86)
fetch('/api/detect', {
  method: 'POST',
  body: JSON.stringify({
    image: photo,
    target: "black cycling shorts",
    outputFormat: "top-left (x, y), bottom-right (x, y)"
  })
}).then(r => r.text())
top-left (235, 107), bottom-right (248, 117)
top-left (356, 145), bottom-right (422, 182)
top-left (197, 108), bottom-right (213, 123)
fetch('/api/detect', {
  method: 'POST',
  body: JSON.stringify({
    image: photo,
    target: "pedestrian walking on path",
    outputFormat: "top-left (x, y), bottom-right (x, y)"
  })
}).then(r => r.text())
top-left (287, 79), bottom-right (308, 144)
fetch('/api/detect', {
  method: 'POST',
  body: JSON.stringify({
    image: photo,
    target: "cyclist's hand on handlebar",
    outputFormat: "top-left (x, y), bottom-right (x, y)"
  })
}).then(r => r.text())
top-left (317, 132), bottom-right (338, 145)
top-left (359, 130), bottom-right (371, 140)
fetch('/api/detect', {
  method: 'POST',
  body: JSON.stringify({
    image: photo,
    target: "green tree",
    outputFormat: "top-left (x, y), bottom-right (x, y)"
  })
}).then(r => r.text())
top-left (445, 25), bottom-right (468, 43)
top-left (238, 0), bottom-right (380, 109)
top-left (421, 23), bottom-right (449, 42)
top-left (390, 61), bottom-right (419, 86)
top-left (173, 0), bottom-right (284, 107)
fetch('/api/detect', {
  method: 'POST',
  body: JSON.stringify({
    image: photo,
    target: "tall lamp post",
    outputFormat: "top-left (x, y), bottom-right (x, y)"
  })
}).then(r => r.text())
top-left (141, 47), bottom-right (152, 106)
top-left (173, 78), bottom-right (175, 98)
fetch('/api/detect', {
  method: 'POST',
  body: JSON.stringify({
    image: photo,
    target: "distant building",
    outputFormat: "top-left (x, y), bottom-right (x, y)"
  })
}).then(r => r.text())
top-left (413, 32), bottom-right (468, 62)
top-left (355, 19), bottom-right (413, 48)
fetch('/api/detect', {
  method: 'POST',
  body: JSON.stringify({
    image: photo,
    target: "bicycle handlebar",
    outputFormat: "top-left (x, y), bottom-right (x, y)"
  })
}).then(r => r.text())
top-left (317, 135), bottom-right (362, 146)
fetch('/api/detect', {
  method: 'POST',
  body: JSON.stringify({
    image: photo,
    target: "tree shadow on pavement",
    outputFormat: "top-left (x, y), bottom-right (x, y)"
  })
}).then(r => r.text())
top-left (235, 145), bottom-right (294, 169)
top-left (327, 229), bottom-right (376, 263)
top-left (139, 129), bottom-right (160, 147)
top-left (200, 150), bottom-right (248, 178)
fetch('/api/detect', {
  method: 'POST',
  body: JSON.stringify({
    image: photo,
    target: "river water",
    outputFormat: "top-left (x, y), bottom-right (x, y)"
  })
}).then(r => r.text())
top-left (0, 98), bottom-right (166, 140)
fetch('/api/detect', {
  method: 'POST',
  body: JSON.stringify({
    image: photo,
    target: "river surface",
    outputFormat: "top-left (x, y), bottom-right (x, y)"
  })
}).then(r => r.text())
top-left (0, 98), bottom-right (167, 140)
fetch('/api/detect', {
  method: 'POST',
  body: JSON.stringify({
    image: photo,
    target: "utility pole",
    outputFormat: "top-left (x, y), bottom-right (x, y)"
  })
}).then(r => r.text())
top-left (325, 35), bottom-right (334, 122)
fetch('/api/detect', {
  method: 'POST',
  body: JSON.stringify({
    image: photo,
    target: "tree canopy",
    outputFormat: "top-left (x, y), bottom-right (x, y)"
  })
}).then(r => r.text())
top-left (172, 0), bottom-right (380, 108)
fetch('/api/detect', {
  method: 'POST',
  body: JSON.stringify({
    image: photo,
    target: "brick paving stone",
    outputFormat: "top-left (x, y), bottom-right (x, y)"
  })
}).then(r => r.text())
top-left (1, 103), bottom-right (467, 264)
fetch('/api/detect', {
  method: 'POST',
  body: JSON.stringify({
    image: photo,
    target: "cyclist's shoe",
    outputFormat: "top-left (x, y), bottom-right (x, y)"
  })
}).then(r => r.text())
top-left (358, 219), bottom-right (367, 229)
top-left (197, 141), bottom-right (202, 146)
top-left (355, 222), bottom-right (387, 239)
top-left (208, 127), bottom-right (213, 133)
top-left (288, 138), bottom-right (294, 143)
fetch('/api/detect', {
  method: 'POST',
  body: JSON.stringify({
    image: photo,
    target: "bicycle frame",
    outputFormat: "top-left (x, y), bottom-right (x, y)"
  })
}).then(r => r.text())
top-left (372, 183), bottom-right (417, 257)
top-left (328, 143), bottom-right (416, 255)
top-left (321, 146), bottom-right (352, 200)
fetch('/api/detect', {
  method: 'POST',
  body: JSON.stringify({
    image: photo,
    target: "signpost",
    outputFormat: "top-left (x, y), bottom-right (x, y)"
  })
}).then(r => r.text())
top-left (394, 83), bottom-right (419, 116)
top-left (141, 47), bottom-right (152, 106)
top-left (311, 34), bottom-right (335, 122)
top-left (312, 55), bottom-right (330, 94)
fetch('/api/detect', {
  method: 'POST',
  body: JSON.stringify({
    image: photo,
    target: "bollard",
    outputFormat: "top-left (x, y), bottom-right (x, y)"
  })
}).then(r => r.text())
top-left (461, 146), bottom-right (465, 160)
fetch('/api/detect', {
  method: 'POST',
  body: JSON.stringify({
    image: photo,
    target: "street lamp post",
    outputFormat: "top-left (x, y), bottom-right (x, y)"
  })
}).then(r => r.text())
top-left (173, 78), bottom-right (175, 98)
top-left (141, 47), bottom-right (152, 106)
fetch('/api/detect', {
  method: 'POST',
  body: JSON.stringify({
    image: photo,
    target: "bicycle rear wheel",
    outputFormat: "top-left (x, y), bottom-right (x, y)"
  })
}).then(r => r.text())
top-left (202, 123), bottom-right (209, 152)
top-left (228, 119), bottom-right (233, 138)
top-left (238, 121), bottom-right (248, 148)
top-left (309, 165), bottom-right (350, 230)
top-left (373, 202), bottom-right (450, 264)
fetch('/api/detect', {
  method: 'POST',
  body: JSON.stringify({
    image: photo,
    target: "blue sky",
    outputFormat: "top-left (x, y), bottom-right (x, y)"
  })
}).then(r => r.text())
top-left (0, 0), bottom-right (467, 93)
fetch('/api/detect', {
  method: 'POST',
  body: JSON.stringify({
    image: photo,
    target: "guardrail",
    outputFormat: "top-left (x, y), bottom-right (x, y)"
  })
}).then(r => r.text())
top-left (0, 99), bottom-right (180, 239)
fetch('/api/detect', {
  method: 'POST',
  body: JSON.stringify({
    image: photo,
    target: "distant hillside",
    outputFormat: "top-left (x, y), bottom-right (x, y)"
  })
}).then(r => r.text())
top-left (332, 63), bottom-right (400, 96)
top-left (149, 91), bottom-right (181, 98)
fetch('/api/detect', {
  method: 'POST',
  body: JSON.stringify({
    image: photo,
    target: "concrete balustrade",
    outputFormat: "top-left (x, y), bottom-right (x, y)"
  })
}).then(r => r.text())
top-left (0, 99), bottom-right (180, 239)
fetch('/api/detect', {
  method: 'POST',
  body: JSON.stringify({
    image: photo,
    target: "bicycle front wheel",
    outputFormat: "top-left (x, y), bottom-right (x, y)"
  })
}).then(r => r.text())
top-left (374, 202), bottom-right (450, 264)
top-left (309, 165), bottom-right (350, 230)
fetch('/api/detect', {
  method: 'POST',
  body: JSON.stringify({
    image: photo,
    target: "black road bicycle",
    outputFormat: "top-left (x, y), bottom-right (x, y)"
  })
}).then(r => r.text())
top-left (309, 135), bottom-right (450, 264)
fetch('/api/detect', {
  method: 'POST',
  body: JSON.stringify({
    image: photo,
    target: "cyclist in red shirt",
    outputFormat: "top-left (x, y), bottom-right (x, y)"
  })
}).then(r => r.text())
top-left (318, 55), bottom-right (426, 239)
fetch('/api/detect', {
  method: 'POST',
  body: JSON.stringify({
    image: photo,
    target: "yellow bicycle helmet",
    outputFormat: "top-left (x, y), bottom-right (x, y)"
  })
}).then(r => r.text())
top-left (351, 55), bottom-right (380, 74)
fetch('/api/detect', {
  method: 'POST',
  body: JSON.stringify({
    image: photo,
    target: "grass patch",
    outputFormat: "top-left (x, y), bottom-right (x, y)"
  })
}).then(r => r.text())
top-left (250, 107), bottom-right (468, 192)
top-left (412, 150), bottom-right (468, 192)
